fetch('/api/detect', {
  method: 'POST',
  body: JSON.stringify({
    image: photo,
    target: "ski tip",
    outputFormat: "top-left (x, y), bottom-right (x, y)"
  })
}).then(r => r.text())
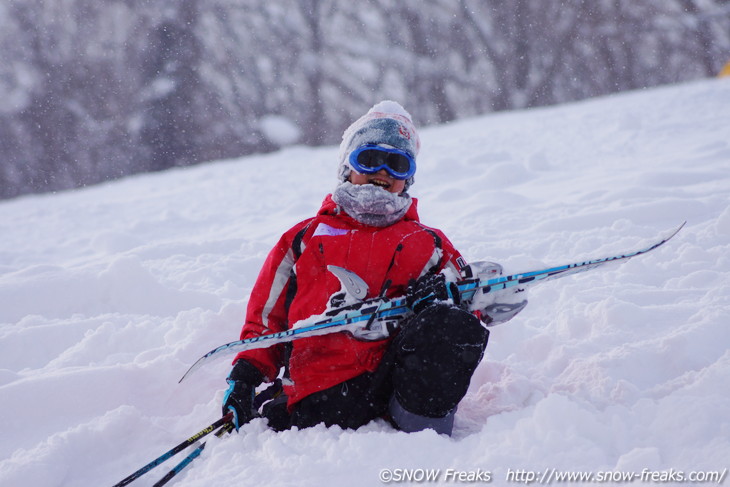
top-left (178, 359), bottom-right (203, 384)
top-left (664, 221), bottom-right (686, 242)
top-left (178, 341), bottom-right (239, 383)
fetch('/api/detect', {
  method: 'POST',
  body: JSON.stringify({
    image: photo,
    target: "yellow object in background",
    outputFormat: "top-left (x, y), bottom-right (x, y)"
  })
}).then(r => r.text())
top-left (719, 61), bottom-right (730, 77)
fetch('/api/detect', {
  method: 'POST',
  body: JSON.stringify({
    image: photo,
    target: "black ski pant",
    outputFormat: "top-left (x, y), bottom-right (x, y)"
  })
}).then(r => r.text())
top-left (263, 304), bottom-right (489, 432)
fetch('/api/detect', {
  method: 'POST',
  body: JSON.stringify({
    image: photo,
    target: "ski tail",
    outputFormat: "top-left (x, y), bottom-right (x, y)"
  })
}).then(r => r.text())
top-left (460, 221), bottom-right (685, 301)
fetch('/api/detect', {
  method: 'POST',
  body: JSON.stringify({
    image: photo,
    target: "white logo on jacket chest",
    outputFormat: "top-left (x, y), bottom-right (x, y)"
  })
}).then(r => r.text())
top-left (313, 223), bottom-right (350, 237)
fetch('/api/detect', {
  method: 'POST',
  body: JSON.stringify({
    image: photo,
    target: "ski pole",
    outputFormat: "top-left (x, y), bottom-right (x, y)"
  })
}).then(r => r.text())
top-left (111, 412), bottom-right (233, 487)
top-left (148, 381), bottom-right (282, 486)
top-left (152, 441), bottom-right (206, 487)
top-left (112, 380), bottom-right (282, 487)
top-left (152, 422), bottom-right (234, 487)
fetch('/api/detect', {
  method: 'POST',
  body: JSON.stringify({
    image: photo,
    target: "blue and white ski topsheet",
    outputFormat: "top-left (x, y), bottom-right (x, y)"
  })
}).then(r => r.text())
top-left (179, 222), bottom-right (684, 383)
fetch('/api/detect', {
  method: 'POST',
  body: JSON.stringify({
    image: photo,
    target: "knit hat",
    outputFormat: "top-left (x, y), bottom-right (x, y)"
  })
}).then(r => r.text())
top-left (338, 101), bottom-right (421, 191)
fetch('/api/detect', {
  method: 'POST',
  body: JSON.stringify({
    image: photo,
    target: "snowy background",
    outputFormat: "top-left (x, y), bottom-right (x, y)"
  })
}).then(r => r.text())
top-left (1, 79), bottom-right (729, 486)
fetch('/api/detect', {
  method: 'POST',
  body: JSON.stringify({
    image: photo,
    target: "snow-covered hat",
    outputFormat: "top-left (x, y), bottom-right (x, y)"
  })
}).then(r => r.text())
top-left (338, 100), bottom-right (421, 190)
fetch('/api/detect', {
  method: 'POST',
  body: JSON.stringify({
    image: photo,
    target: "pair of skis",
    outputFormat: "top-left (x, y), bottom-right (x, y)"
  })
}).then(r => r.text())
top-left (179, 222), bottom-right (685, 383)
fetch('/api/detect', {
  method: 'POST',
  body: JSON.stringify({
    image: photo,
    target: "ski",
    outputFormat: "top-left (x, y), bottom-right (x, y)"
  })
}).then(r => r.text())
top-left (458, 221), bottom-right (686, 304)
top-left (179, 222), bottom-right (684, 383)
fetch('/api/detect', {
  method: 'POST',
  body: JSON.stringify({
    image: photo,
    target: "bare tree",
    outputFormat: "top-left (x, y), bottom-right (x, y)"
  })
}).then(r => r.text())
top-left (1, 0), bottom-right (729, 199)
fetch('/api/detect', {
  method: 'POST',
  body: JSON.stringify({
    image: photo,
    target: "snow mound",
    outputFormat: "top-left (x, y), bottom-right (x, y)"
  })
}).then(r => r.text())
top-left (1, 79), bottom-right (729, 486)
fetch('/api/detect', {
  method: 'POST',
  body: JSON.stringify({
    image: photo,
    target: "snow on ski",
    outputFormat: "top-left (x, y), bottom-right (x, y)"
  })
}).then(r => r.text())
top-left (179, 222), bottom-right (684, 383)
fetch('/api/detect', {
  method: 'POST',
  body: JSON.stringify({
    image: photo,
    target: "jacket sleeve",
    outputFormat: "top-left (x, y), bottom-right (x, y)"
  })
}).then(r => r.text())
top-left (431, 228), bottom-right (469, 279)
top-left (232, 219), bottom-right (311, 381)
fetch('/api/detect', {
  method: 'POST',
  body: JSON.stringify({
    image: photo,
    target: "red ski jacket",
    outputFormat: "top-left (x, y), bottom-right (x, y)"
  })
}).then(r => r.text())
top-left (234, 194), bottom-right (468, 407)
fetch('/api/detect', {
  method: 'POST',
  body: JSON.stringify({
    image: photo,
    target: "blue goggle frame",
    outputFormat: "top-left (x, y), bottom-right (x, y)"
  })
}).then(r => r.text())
top-left (348, 144), bottom-right (416, 180)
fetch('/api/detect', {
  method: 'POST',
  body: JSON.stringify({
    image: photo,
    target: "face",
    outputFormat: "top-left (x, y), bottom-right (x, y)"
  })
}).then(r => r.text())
top-left (349, 169), bottom-right (407, 194)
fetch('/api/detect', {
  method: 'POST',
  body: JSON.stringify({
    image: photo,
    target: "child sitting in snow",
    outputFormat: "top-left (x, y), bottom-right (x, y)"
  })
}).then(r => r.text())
top-left (222, 101), bottom-right (506, 435)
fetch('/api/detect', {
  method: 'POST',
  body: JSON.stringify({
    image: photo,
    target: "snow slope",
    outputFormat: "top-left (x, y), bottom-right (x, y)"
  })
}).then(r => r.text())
top-left (1, 79), bottom-right (729, 487)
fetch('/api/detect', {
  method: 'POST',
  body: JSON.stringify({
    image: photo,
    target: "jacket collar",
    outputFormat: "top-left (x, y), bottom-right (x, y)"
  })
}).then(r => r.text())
top-left (319, 193), bottom-right (420, 225)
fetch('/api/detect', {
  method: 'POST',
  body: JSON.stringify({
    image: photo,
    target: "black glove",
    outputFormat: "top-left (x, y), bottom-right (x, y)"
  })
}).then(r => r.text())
top-left (406, 272), bottom-right (460, 315)
top-left (222, 360), bottom-right (264, 431)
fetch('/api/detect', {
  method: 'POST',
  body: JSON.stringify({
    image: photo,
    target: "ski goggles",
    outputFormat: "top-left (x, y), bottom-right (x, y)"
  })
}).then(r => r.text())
top-left (348, 144), bottom-right (416, 180)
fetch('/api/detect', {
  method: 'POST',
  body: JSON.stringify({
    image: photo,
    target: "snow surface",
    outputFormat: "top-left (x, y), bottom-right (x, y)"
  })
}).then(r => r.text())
top-left (1, 79), bottom-right (729, 487)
